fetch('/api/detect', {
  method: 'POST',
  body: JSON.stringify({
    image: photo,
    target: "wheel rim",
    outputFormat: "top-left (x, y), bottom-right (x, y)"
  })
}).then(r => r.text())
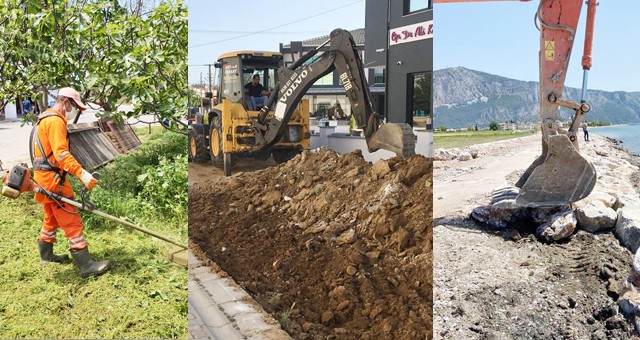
top-left (190, 137), bottom-right (197, 156)
top-left (211, 129), bottom-right (220, 157)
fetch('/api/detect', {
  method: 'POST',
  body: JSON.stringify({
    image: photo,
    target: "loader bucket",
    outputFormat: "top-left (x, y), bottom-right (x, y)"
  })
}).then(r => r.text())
top-left (516, 134), bottom-right (596, 207)
top-left (367, 123), bottom-right (416, 158)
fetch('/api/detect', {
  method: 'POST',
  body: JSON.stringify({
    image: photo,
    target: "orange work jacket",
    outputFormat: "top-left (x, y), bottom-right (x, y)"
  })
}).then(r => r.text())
top-left (32, 109), bottom-right (83, 203)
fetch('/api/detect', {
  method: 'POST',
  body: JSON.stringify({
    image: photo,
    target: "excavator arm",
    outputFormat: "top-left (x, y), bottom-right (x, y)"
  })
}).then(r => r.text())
top-left (435, 0), bottom-right (599, 206)
top-left (252, 29), bottom-right (416, 158)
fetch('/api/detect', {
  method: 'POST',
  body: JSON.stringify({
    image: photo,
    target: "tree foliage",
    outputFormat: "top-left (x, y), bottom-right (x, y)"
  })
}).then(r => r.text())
top-left (0, 0), bottom-right (187, 123)
top-left (489, 121), bottom-right (499, 131)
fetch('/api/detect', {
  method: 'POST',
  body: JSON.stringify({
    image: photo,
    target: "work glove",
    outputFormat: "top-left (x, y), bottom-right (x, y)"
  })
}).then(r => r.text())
top-left (79, 169), bottom-right (98, 190)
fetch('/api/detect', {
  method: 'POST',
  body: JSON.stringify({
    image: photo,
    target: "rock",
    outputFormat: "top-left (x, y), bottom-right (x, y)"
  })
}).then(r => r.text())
top-left (346, 265), bottom-right (357, 276)
top-left (618, 282), bottom-right (640, 317)
top-left (328, 286), bottom-right (346, 299)
top-left (612, 194), bottom-right (640, 211)
top-left (433, 149), bottom-right (456, 161)
top-left (457, 151), bottom-right (472, 161)
top-left (573, 191), bottom-right (617, 209)
top-left (321, 311), bottom-right (334, 324)
top-left (336, 300), bottom-right (350, 311)
top-left (632, 249), bottom-right (640, 287)
top-left (304, 222), bottom-right (328, 235)
top-left (370, 160), bottom-right (391, 178)
top-left (615, 205), bottom-right (640, 252)
top-left (345, 167), bottom-right (359, 178)
top-left (403, 158), bottom-right (429, 184)
top-left (365, 251), bottom-right (380, 260)
top-left (470, 199), bottom-right (526, 230)
top-left (337, 229), bottom-right (357, 245)
top-left (349, 252), bottom-right (367, 265)
top-left (369, 305), bottom-right (383, 319)
top-left (262, 190), bottom-right (281, 206)
top-left (536, 210), bottom-right (577, 242)
top-left (576, 200), bottom-right (617, 233)
top-left (594, 304), bottom-right (618, 321)
top-left (272, 259), bottom-right (282, 270)
top-left (391, 229), bottom-right (410, 252)
top-left (302, 322), bottom-right (312, 332)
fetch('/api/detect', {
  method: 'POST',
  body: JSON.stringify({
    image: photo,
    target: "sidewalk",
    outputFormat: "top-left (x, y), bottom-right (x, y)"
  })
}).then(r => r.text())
top-left (188, 250), bottom-right (290, 340)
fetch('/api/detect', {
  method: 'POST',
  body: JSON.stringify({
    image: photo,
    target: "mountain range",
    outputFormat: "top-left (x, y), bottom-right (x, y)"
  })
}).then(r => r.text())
top-left (433, 67), bottom-right (640, 129)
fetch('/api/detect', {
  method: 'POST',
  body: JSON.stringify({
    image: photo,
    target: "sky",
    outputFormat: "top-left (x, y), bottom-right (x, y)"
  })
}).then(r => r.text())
top-left (188, 1), bottom-right (639, 93)
top-left (434, 1), bottom-right (640, 92)
top-left (188, 0), bottom-right (366, 86)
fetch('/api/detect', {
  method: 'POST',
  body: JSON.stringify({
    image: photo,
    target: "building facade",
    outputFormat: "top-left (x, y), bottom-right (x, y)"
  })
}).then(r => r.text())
top-left (365, 0), bottom-right (433, 130)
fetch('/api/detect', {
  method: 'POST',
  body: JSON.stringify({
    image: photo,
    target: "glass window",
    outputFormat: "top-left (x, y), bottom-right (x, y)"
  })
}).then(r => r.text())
top-left (374, 68), bottom-right (385, 84)
top-left (409, 72), bottom-right (432, 130)
top-left (221, 59), bottom-right (241, 103)
top-left (310, 95), bottom-right (351, 119)
top-left (313, 72), bottom-right (334, 86)
top-left (404, 0), bottom-right (432, 15)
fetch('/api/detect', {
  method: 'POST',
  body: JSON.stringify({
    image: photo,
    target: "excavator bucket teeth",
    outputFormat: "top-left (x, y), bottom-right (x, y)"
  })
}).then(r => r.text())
top-left (367, 123), bottom-right (416, 158)
top-left (516, 135), bottom-right (596, 207)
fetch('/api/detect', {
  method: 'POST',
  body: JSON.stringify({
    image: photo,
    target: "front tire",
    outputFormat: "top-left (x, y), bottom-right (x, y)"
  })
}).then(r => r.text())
top-left (209, 116), bottom-right (235, 174)
top-left (189, 129), bottom-right (210, 163)
top-left (209, 116), bottom-right (224, 167)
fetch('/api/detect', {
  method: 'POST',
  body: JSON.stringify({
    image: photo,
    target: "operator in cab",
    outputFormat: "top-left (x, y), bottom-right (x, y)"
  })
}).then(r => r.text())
top-left (244, 74), bottom-right (271, 110)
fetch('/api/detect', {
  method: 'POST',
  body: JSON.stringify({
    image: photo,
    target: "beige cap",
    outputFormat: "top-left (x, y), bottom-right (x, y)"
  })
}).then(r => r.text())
top-left (58, 87), bottom-right (88, 111)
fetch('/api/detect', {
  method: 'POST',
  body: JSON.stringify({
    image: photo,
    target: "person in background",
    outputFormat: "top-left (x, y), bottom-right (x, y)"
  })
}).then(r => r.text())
top-left (581, 120), bottom-right (589, 142)
top-left (22, 97), bottom-right (34, 116)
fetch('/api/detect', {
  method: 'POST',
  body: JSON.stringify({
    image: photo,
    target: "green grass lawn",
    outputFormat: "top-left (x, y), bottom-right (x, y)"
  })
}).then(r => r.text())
top-left (0, 130), bottom-right (187, 338)
top-left (434, 129), bottom-right (537, 149)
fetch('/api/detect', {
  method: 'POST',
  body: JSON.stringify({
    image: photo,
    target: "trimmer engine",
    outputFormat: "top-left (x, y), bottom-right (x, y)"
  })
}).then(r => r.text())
top-left (1, 164), bottom-right (32, 199)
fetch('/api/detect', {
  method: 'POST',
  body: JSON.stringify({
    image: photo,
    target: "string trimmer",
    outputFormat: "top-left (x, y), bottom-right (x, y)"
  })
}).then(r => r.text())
top-left (1, 164), bottom-right (187, 257)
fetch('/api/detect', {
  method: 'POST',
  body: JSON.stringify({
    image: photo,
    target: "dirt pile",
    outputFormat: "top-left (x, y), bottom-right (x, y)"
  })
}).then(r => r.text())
top-left (190, 147), bottom-right (432, 339)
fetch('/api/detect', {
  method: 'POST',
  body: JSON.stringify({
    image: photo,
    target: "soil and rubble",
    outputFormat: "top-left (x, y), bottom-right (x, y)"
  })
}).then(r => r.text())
top-left (190, 147), bottom-right (432, 339)
top-left (434, 134), bottom-right (640, 339)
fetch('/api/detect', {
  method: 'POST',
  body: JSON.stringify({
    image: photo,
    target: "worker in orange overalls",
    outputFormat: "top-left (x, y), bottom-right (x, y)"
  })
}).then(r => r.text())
top-left (32, 87), bottom-right (109, 278)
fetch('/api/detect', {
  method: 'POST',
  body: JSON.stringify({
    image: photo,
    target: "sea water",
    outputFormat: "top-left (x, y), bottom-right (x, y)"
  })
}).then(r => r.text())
top-left (592, 124), bottom-right (640, 155)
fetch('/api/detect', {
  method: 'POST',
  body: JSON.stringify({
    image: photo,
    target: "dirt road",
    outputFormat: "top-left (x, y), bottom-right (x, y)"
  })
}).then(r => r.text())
top-left (433, 134), bottom-right (638, 339)
top-left (434, 134), bottom-right (540, 218)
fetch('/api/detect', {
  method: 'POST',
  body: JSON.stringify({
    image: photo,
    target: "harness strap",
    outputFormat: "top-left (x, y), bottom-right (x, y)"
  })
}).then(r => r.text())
top-left (30, 111), bottom-right (68, 185)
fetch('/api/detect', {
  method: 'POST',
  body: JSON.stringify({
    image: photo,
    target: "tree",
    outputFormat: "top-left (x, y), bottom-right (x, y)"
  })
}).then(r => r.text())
top-left (0, 0), bottom-right (187, 126)
top-left (489, 121), bottom-right (500, 131)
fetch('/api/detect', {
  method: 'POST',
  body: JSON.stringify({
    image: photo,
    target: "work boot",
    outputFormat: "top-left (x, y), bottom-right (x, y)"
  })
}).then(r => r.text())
top-left (38, 240), bottom-right (69, 264)
top-left (70, 247), bottom-right (110, 278)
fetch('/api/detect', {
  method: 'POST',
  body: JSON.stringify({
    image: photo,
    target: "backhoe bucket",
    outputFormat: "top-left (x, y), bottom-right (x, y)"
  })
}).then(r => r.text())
top-left (367, 123), bottom-right (416, 158)
top-left (516, 134), bottom-right (596, 207)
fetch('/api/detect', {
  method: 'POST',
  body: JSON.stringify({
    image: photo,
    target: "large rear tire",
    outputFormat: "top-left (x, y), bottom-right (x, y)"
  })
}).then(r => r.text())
top-left (272, 148), bottom-right (301, 164)
top-left (188, 129), bottom-right (210, 163)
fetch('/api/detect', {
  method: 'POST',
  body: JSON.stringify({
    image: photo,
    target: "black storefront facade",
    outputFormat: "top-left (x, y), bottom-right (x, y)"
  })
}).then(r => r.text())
top-left (365, 0), bottom-right (433, 130)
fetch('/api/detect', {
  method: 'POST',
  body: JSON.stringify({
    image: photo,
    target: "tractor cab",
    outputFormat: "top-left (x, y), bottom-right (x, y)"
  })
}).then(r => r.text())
top-left (215, 51), bottom-right (282, 111)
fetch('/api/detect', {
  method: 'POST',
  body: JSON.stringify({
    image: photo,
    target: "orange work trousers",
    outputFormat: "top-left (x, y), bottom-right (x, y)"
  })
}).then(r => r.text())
top-left (39, 201), bottom-right (88, 251)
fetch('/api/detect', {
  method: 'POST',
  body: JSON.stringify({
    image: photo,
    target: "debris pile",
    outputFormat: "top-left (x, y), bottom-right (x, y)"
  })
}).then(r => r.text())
top-left (467, 136), bottom-right (640, 335)
top-left (190, 147), bottom-right (432, 339)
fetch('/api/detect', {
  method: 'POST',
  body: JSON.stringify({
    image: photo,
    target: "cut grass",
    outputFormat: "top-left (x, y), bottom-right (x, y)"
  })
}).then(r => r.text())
top-left (0, 130), bottom-right (187, 339)
top-left (434, 129), bottom-right (537, 149)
